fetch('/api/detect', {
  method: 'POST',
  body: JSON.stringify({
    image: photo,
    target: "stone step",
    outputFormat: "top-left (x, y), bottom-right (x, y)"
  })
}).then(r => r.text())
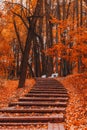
top-left (48, 123), bottom-right (65, 130)
top-left (36, 80), bottom-right (62, 85)
top-left (0, 122), bottom-right (47, 126)
top-left (19, 97), bottom-right (68, 102)
top-left (36, 80), bottom-right (58, 82)
top-left (9, 101), bottom-right (67, 107)
top-left (25, 93), bottom-right (68, 97)
top-left (29, 91), bottom-right (67, 94)
top-left (34, 85), bottom-right (64, 88)
top-left (31, 88), bottom-right (67, 91)
top-left (0, 78), bottom-right (68, 128)
top-left (0, 114), bottom-right (64, 123)
top-left (37, 82), bottom-right (59, 83)
top-left (0, 108), bottom-right (66, 113)
top-left (36, 84), bottom-right (62, 86)
top-left (33, 87), bottom-right (66, 90)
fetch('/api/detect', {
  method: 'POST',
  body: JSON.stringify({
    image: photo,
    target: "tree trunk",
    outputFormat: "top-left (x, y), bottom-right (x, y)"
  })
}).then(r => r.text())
top-left (18, 0), bottom-right (42, 88)
top-left (45, 0), bottom-right (53, 77)
top-left (80, 0), bottom-right (83, 26)
top-left (16, 47), bottom-right (20, 78)
top-left (63, 0), bottom-right (66, 20)
top-left (13, 18), bottom-right (34, 78)
top-left (75, 0), bottom-right (79, 26)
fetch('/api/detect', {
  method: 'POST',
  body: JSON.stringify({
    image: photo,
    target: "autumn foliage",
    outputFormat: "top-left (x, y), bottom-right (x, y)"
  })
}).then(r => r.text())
top-left (0, 1), bottom-right (87, 129)
top-left (59, 73), bottom-right (87, 129)
top-left (0, 0), bottom-right (87, 80)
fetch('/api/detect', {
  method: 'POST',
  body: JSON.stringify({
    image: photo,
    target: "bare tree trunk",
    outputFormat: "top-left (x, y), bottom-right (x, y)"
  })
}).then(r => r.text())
top-left (80, 0), bottom-right (83, 26)
top-left (18, 0), bottom-right (42, 88)
top-left (33, 36), bottom-right (41, 77)
top-left (56, 0), bottom-right (61, 73)
top-left (75, 0), bottom-right (79, 26)
top-left (13, 18), bottom-right (34, 78)
top-left (45, 0), bottom-right (53, 77)
top-left (16, 46), bottom-right (20, 77)
top-left (63, 0), bottom-right (66, 20)
top-left (56, 0), bottom-right (61, 20)
top-left (66, 0), bottom-right (71, 18)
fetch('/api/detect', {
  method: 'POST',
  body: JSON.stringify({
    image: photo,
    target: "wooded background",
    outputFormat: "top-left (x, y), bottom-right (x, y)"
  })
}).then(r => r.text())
top-left (0, 0), bottom-right (87, 87)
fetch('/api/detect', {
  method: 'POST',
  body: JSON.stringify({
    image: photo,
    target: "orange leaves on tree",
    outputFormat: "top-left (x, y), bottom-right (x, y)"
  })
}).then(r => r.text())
top-left (0, 41), bottom-right (14, 76)
top-left (45, 42), bottom-right (66, 59)
top-left (45, 12), bottom-right (87, 70)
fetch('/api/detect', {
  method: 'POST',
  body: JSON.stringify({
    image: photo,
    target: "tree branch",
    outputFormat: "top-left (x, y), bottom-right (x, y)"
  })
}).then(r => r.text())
top-left (13, 17), bottom-right (24, 53)
top-left (11, 10), bottom-right (29, 29)
top-left (66, 0), bottom-right (72, 19)
top-left (3, 1), bottom-right (28, 11)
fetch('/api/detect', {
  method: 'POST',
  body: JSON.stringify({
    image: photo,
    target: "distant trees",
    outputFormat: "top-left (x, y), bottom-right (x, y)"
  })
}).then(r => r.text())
top-left (0, 9), bottom-right (15, 78)
top-left (45, 0), bottom-right (87, 76)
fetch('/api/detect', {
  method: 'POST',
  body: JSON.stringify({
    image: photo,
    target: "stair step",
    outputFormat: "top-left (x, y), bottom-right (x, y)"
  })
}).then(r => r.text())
top-left (36, 82), bottom-right (60, 84)
top-left (0, 122), bottom-right (47, 126)
top-left (0, 108), bottom-right (66, 113)
top-left (0, 114), bottom-right (64, 123)
top-left (0, 79), bottom-right (68, 128)
top-left (34, 86), bottom-right (64, 88)
top-left (9, 102), bottom-right (67, 107)
top-left (48, 123), bottom-right (65, 130)
top-left (25, 93), bottom-right (68, 97)
top-left (31, 88), bottom-right (67, 91)
top-left (36, 82), bottom-right (62, 84)
top-left (19, 97), bottom-right (68, 102)
top-left (29, 91), bottom-right (67, 94)
top-left (33, 87), bottom-right (66, 90)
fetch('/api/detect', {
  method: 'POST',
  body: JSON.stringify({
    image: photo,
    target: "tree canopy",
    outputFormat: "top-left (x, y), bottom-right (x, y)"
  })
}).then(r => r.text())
top-left (0, 0), bottom-right (87, 87)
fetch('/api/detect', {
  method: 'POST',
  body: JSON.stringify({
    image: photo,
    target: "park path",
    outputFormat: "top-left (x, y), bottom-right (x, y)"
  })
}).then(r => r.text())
top-left (0, 78), bottom-right (69, 130)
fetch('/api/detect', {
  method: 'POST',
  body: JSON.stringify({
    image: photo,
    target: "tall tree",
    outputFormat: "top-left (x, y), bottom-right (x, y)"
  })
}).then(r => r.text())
top-left (18, 0), bottom-right (43, 87)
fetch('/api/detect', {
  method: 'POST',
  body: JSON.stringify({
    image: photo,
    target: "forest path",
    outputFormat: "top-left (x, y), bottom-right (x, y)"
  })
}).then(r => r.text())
top-left (0, 78), bottom-right (69, 130)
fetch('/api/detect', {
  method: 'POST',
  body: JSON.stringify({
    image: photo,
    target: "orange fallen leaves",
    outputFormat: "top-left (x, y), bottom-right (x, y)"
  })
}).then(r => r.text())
top-left (0, 78), bottom-right (35, 108)
top-left (57, 73), bottom-right (87, 130)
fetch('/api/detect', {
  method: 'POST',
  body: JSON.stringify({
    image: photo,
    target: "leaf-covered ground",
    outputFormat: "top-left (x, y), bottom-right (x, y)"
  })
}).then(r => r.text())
top-left (0, 78), bottom-right (35, 108)
top-left (0, 74), bottom-right (87, 130)
top-left (58, 73), bottom-right (87, 130)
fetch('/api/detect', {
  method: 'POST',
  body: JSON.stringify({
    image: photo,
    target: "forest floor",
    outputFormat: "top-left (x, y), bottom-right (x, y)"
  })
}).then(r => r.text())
top-left (0, 78), bottom-right (35, 108)
top-left (0, 73), bottom-right (87, 130)
top-left (57, 73), bottom-right (87, 130)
